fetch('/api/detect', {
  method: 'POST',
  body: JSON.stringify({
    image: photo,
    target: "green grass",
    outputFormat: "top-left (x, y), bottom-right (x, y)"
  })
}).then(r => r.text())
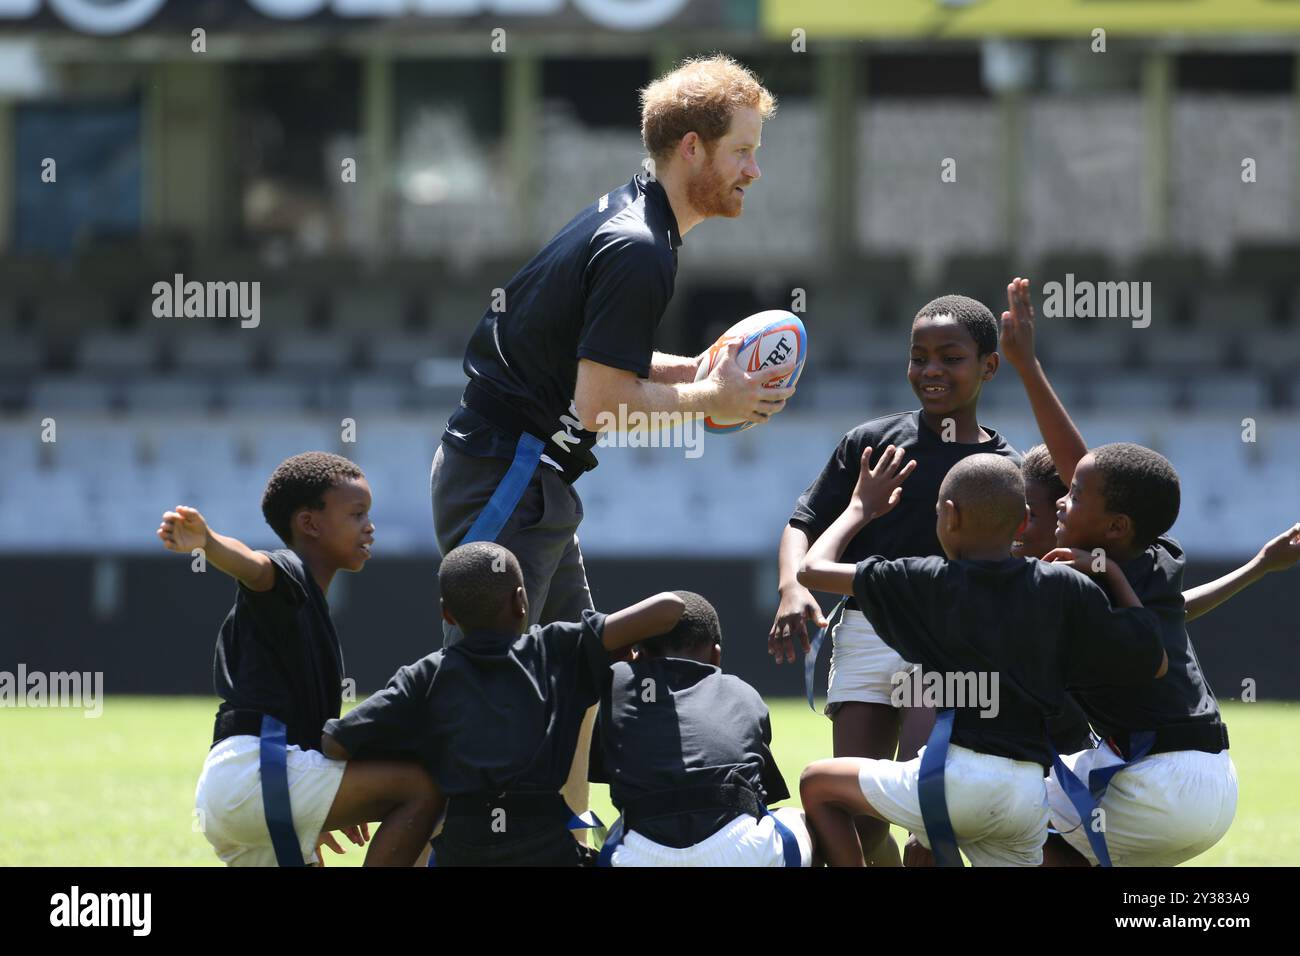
top-left (0, 698), bottom-right (1293, 866)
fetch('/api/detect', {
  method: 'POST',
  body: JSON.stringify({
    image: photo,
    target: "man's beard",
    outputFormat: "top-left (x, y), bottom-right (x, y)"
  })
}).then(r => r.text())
top-left (686, 151), bottom-right (744, 219)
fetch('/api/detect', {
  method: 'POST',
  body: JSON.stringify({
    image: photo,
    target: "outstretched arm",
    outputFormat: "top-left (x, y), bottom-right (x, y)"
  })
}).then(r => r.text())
top-left (999, 277), bottom-right (1089, 486)
top-left (602, 591), bottom-right (688, 652)
top-left (1183, 523), bottom-right (1300, 622)
top-left (157, 505), bottom-right (276, 592)
top-left (798, 445), bottom-right (916, 596)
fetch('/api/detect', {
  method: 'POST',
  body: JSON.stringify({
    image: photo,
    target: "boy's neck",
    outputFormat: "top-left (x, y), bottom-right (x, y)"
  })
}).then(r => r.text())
top-left (954, 544), bottom-right (1014, 562)
top-left (297, 548), bottom-right (337, 595)
top-left (920, 406), bottom-right (987, 444)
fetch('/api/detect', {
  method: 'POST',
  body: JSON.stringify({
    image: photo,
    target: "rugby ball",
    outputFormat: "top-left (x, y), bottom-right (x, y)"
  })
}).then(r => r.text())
top-left (694, 310), bottom-right (807, 434)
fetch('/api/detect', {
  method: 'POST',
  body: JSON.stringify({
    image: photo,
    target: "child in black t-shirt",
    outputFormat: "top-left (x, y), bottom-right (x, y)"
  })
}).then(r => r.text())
top-left (159, 452), bottom-right (441, 867)
top-left (590, 591), bottom-right (814, 867)
top-left (770, 294), bottom-right (1021, 865)
top-left (999, 277), bottom-right (1297, 866)
top-left (796, 450), bottom-right (1165, 867)
top-left (322, 541), bottom-right (686, 867)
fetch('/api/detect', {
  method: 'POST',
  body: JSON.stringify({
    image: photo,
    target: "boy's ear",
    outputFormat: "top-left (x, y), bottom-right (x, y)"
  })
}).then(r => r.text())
top-left (1106, 511), bottom-right (1134, 548)
top-left (710, 643), bottom-right (722, 667)
top-left (982, 350), bottom-right (999, 380)
top-left (440, 598), bottom-right (456, 627)
top-left (512, 585), bottom-right (527, 619)
top-left (294, 506), bottom-right (320, 541)
top-left (1015, 505), bottom-right (1030, 537)
top-left (941, 498), bottom-right (960, 532)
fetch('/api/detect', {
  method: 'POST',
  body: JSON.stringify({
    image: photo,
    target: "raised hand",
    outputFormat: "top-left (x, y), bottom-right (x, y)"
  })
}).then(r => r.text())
top-left (157, 505), bottom-right (210, 553)
top-left (999, 276), bottom-right (1037, 371)
top-left (851, 445), bottom-right (916, 521)
top-left (1256, 522), bottom-right (1300, 573)
top-left (707, 337), bottom-right (798, 425)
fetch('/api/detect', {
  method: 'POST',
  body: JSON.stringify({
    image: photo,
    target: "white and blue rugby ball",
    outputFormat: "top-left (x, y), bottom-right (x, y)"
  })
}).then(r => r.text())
top-left (694, 310), bottom-right (808, 434)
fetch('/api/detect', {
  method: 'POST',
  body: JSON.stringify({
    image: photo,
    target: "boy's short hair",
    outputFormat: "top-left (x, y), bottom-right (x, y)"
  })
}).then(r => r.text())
top-left (914, 294), bottom-right (999, 357)
top-left (261, 451), bottom-right (365, 546)
top-left (1021, 444), bottom-right (1067, 500)
top-left (938, 453), bottom-right (1027, 539)
top-left (438, 542), bottom-right (524, 631)
top-left (639, 591), bottom-right (721, 657)
top-left (1090, 442), bottom-right (1180, 551)
top-left (640, 55), bottom-right (777, 162)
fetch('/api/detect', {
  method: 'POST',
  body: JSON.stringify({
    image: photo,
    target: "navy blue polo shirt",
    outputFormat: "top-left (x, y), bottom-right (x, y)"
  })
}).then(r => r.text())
top-left (791, 410), bottom-right (1021, 609)
top-left (1074, 536), bottom-right (1224, 740)
top-left (589, 657), bottom-right (791, 848)
top-left (323, 610), bottom-right (609, 795)
top-left (443, 171), bottom-right (682, 483)
top-left (851, 554), bottom-right (1165, 767)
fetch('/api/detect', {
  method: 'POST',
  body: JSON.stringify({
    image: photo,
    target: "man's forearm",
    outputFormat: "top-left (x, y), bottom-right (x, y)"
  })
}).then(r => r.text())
top-left (650, 351), bottom-right (700, 385)
top-left (586, 375), bottom-right (720, 431)
top-left (1014, 357), bottom-right (1088, 486)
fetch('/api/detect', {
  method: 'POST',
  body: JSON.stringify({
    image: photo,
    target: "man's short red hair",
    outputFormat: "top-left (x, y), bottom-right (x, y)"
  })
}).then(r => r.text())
top-left (640, 55), bottom-right (777, 162)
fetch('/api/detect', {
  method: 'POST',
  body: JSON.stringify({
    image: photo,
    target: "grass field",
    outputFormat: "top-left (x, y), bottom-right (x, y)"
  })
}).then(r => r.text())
top-left (1, 697), bottom-right (1293, 866)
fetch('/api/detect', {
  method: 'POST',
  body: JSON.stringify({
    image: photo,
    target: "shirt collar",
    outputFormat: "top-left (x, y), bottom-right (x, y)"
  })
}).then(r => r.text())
top-left (640, 170), bottom-right (683, 250)
top-left (458, 627), bottom-right (520, 651)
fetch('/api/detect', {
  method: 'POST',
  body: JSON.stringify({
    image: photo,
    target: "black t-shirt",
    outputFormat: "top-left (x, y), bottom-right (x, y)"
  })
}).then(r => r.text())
top-left (443, 172), bottom-right (682, 483)
top-left (1074, 536), bottom-right (1224, 739)
top-left (212, 549), bottom-right (345, 752)
top-left (324, 610), bottom-right (609, 795)
top-left (852, 555), bottom-right (1165, 767)
top-left (589, 657), bottom-right (790, 849)
top-left (791, 411), bottom-right (1021, 607)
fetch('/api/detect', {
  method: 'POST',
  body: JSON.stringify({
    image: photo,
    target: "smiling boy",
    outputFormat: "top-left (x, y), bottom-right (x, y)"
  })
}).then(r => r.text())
top-left (160, 452), bottom-right (441, 867)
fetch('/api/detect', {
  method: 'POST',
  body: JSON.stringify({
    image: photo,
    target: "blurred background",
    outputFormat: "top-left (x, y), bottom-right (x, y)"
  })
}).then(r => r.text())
top-left (0, 0), bottom-right (1297, 698)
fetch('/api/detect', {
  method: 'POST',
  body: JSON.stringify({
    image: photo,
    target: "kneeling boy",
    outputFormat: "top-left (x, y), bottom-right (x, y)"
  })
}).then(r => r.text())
top-left (322, 541), bottom-right (684, 866)
top-left (591, 591), bottom-right (813, 866)
top-left (797, 449), bottom-right (1166, 866)
top-left (162, 452), bottom-right (442, 867)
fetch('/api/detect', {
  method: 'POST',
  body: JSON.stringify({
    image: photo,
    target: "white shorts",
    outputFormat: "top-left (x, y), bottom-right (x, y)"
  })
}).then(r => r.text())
top-left (1046, 745), bottom-right (1237, 867)
top-left (194, 735), bottom-right (347, 867)
top-left (857, 743), bottom-right (1049, 867)
top-left (827, 609), bottom-right (917, 711)
top-left (609, 808), bottom-right (813, 867)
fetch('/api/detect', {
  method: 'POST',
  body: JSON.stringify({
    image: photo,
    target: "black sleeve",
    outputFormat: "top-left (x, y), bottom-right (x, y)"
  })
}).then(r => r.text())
top-left (790, 431), bottom-right (860, 539)
top-left (1062, 573), bottom-right (1166, 690)
top-left (541, 609), bottom-right (611, 702)
top-left (323, 658), bottom-right (434, 757)
top-left (577, 234), bottom-right (669, 378)
top-left (851, 555), bottom-right (945, 665)
top-left (240, 550), bottom-right (307, 604)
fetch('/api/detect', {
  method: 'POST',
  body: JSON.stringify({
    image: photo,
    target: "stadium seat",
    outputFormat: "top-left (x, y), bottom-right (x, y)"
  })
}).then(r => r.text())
top-left (123, 378), bottom-right (217, 414)
top-left (74, 331), bottom-right (163, 373)
top-left (29, 376), bottom-right (120, 414)
top-left (171, 331), bottom-right (260, 372)
top-left (266, 334), bottom-right (356, 373)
